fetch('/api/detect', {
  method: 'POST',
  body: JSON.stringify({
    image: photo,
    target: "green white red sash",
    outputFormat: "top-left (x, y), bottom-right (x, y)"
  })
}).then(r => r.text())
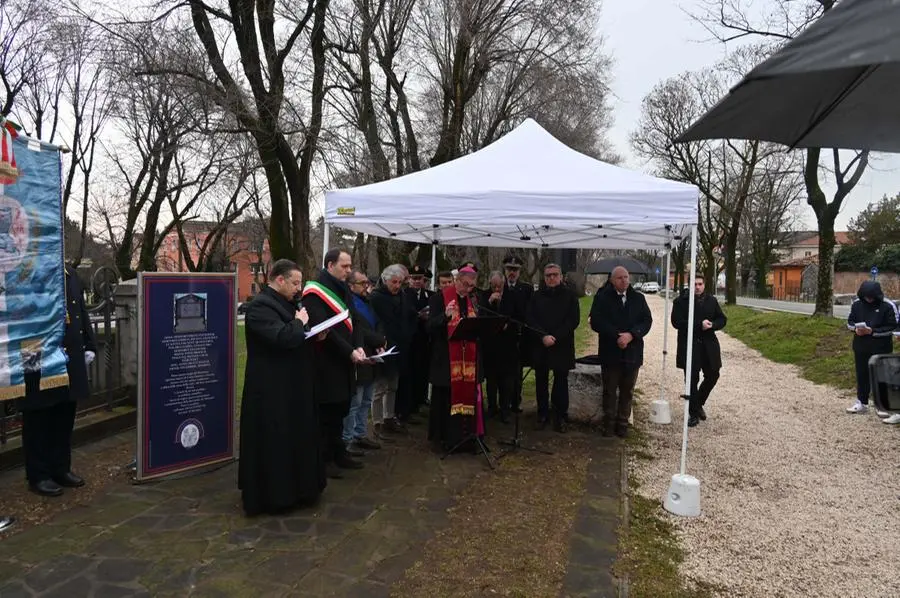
top-left (302, 281), bottom-right (353, 331)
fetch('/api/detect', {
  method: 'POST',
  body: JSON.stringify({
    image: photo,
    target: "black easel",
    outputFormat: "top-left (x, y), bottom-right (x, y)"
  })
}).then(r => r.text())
top-left (440, 316), bottom-right (507, 469)
top-left (496, 367), bottom-right (554, 458)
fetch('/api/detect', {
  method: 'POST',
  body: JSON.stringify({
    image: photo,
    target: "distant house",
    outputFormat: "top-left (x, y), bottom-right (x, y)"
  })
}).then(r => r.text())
top-left (156, 220), bottom-right (271, 302)
top-left (778, 230), bottom-right (851, 261)
top-left (771, 255), bottom-right (819, 300)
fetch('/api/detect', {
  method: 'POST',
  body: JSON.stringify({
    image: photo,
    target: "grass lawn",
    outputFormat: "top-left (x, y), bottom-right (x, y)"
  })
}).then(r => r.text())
top-left (722, 304), bottom-right (855, 391)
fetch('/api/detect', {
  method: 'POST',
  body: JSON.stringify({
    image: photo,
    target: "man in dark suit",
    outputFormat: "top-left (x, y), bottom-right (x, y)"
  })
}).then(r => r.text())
top-left (20, 264), bottom-right (96, 496)
top-left (405, 264), bottom-right (434, 414)
top-left (672, 275), bottom-right (727, 427)
top-left (303, 248), bottom-right (369, 478)
top-left (502, 255), bottom-right (532, 412)
top-left (590, 267), bottom-right (653, 438)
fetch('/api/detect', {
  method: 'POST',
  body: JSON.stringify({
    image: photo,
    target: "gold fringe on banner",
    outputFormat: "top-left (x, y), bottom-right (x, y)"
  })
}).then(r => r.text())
top-left (449, 404), bottom-right (475, 416)
top-left (40, 374), bottom-right (69, 391)
top-left (0, 384), bottom-right (26, 402)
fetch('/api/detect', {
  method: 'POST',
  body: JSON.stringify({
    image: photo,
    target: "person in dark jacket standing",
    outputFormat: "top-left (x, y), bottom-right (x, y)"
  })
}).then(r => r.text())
top-left (503, 255), bottom-right (533, 413)
top-left (590, 267), bottom-right (653, 438)
top-left (369, 264), bottom-right (417, 433)
top-left (405, 264), bottom-right (434, 414)
top-left (527, 263), bottom-right (580, 432)
top-left (19, 265), bottom-right (96, 497)
top-left (845, 280), bottom-right (897, 414)
top-left (303, 249), bottom-right (369, 478)
top-left (479, 271), bottom-right (520, 422)
top-left (239, 259), bottom-right (326, 515)
top-left (671, 276), bottom-right (726, 428)
top-left (343, 270), bottom-right (386, 453)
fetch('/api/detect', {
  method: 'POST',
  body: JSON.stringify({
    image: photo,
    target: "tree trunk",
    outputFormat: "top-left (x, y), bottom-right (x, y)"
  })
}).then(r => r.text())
top-left (815, 224), bottom-right (836, 316)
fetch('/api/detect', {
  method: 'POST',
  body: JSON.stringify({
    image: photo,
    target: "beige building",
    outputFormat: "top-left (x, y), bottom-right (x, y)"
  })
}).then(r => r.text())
top-left (778, 230), bottom-right (851, 261)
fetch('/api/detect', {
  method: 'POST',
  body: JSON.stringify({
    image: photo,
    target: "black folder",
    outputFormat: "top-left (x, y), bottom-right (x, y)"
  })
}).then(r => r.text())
top-left (449, 316), bottom-right (507, 341)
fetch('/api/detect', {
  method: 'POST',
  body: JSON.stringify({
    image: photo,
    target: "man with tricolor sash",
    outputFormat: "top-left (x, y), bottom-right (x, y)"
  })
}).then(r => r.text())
top-left (303, 248), bottom-right (370, 479)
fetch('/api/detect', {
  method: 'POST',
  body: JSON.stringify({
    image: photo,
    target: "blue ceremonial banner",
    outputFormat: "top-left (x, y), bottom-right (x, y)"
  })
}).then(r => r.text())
top-left (137, 272), bottom-right (237, 481)
top-left (0, 136), bottom-right (67, 401)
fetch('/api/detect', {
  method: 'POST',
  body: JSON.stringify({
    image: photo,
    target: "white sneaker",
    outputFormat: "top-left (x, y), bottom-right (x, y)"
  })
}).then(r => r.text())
top-left (883, 413), bottom-right (900, 425)
top-left (846, 401), bottom-right (868, 414)
top-left (875, 409), bottom-right (890, 418)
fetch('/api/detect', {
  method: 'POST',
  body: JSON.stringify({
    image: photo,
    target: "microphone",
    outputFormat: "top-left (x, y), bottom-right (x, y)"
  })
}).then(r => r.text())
top-left (294, 295), bottom-right (311, 332)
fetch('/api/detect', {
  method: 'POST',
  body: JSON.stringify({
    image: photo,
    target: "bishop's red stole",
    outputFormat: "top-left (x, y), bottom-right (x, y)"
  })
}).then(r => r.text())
top-left (442, 285), bottom-right (478, 416)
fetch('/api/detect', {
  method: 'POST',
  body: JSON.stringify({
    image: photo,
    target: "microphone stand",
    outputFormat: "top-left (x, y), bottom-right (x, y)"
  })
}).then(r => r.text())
top-left (476, 299), bottom-right (553, 459)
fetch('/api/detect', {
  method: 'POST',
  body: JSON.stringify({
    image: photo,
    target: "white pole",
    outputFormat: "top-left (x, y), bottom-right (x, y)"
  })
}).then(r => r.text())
top-left (430, 242), bottom-right (437, 291)
top-left (663, 224), bottom-right (701, 518)
top-left (322, 224), bottom-right (330, 266)
top-left (659, 249), bottom-right (672, 404)
top-left (680, 227), bottom-right (698, 475)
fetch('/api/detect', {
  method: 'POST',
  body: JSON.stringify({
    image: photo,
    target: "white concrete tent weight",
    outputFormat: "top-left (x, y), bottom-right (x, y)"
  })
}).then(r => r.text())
top-left (322, 118), bottom-right (705, 516)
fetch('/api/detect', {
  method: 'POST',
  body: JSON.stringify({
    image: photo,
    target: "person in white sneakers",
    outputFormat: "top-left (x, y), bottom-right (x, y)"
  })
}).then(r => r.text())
top-left (846, 281), bottom-right (897, 415)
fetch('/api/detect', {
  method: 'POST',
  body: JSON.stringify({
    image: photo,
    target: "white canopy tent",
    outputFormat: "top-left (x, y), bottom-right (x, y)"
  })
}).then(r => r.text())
top-left (323, 118), bottom-right (704, 516)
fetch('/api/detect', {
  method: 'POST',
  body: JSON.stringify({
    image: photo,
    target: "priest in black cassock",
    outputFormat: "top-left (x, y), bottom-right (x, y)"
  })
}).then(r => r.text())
top-left (238, 259), bottom-right (326, 516)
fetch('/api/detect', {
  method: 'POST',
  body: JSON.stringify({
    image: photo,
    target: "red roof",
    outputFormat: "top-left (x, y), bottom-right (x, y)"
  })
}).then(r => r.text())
top-left (792, 232), bottom-right (851, 246)
top-left (774, 255), bottom-right (819, 268)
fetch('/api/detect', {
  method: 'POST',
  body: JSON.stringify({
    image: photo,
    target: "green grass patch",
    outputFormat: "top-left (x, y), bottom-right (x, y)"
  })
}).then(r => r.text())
top-left (723, 305), bottom-right (854, 391)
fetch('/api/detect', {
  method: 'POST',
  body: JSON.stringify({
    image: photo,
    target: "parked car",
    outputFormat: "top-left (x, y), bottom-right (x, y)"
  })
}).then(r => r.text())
top-left (633, 282), bottom-right (644, 291)
top-left (642, 282), bottom-right (660, 294)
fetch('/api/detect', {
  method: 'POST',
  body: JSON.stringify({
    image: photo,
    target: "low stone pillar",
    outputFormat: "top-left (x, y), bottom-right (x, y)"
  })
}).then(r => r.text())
top-left (567, 362), bottom-right (604, 424)
top-left (116, 279), bottom-right (139, 388)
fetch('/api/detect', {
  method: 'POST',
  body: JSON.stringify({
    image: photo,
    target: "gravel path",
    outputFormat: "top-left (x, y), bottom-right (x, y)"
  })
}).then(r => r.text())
top-left (632, 295), bottom-right (899, 598)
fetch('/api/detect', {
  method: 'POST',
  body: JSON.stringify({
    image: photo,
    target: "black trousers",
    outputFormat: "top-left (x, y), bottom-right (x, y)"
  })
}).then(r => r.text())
top-left (855, 351), bottom-right (876, 404)
top-left (486, 368), bottom-right (517, 414)
top-left (410, 340), bottom-right (431, 411)
top-left (319, 401), bottom-right (350, 463)
top-left (601, 365), bottom-right (639, 426)
top-left (535, 368), bottom-right (569, 420)
top-left (687, 354), bottom-right (720, 416)
top-left (21, 401), bottom-right (77, 483)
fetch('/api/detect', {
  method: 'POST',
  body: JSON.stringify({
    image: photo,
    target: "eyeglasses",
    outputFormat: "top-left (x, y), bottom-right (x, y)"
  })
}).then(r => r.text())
top-left (544, 272), bottom-right (560, 278)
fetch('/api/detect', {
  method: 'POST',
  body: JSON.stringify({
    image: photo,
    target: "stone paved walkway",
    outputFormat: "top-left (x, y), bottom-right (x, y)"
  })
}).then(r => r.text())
top-left (0, 417), bottom-right (622, 597)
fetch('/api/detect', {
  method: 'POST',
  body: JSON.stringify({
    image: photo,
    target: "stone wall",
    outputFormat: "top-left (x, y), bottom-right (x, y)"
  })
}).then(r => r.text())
top-left (834, 272), bottom-right (900, 298)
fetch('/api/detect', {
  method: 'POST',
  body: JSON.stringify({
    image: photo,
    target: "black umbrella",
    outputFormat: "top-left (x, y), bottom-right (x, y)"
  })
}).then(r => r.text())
top-left (676, 0), bottom-right (900, 152)
top-left (585, 257), bottom-right (650, 275)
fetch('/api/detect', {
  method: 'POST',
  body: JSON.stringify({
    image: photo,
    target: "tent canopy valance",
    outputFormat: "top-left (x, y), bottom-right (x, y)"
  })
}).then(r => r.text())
top-left (324, 119), bottom-right (698, 250)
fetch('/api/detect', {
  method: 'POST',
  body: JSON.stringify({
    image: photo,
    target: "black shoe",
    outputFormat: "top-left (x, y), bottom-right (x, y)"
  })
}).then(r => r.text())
top-left (354, 437), bottom-right (381, 450)
top-left (29, 479), bottom-right (63, 497)
top-left (511, 405), bottom-right (524, 414)
top-left (335, 456), bottom-right (364, 470)
top-left (53, 472), bottom-right (85, 488)
top-left (698, 407), bottom-right (707, 421)
top-left (345, 446), bottom-right (365, 458)
top-left (553, 419), bottom-right (568, 434)
top-left (535, 417), bottom-right (549, 431)
top-left (326, 464), bottom-right (344, 479)
top-left (499, 411), bottom-right (510, 424)
top-left (615, 424), bottom-right (628, 438)
top-left (688, 416), bottom-right (700, 427)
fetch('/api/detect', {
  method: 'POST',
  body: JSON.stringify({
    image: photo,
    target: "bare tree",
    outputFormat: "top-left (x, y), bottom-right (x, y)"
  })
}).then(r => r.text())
top-left (742, 150), bottom-right (804, 295)
top-left (17, 13), bottom-right (114, 266)
top-left (690, 0), bottom-right (866, 315)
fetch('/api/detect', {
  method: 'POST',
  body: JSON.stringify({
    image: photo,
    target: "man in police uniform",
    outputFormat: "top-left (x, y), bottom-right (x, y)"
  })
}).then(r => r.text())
top-left (502, 255), bottom-right (533, 412)
top-left (20, 264), bottom-right (95, 496)
top-left (405, 264), bottom-right (434, 413)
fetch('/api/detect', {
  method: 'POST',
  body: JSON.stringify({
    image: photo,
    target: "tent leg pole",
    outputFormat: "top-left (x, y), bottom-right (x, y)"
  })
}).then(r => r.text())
top-left (680, 227), bottom-right (698, 476)
top-left (664, 225), bottom-right (701, 518)
top-left (660, 249), bottom-right (672, 404)
top-left (430, 242), bottom-right (437, 291)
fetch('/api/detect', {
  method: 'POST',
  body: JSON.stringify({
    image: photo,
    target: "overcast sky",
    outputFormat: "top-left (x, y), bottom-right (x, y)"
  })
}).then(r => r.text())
top-left (599, 0), bottom-right (897, 231)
